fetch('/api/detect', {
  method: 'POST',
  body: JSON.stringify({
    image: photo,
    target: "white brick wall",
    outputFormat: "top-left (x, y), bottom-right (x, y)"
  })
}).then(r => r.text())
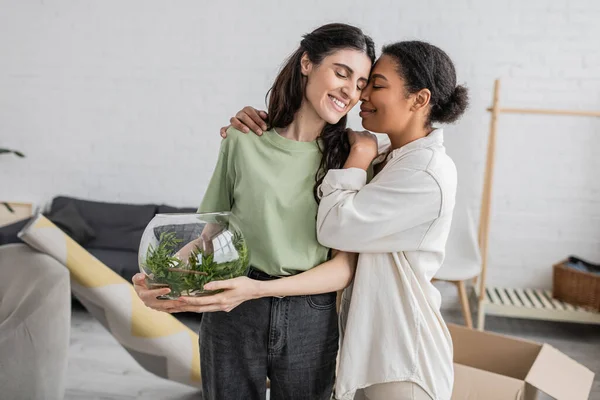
top-left (1, 0), bottom-right (599, 293)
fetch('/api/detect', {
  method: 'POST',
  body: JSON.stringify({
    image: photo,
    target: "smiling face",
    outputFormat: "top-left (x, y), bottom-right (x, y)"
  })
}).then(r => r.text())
top-left (302, 48), bottom-right (372, 124)
top-left (358, 54), bottom-right (416, 134)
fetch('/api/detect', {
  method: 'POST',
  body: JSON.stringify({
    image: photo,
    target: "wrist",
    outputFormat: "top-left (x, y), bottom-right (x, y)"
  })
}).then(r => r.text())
top-left (255, 280), bottom-right (268, 299)
top-left (344, 152), bottom-right (372, 170)
top-left (351, 144), bottom-right (376, 160)
top-left (350, 142), bottom-right (376, 154)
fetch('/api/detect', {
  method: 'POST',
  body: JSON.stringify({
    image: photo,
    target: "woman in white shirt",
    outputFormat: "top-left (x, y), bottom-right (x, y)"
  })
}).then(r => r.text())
top-left (176, 41), bottom-right (468, 400)
top-left (314, 41), bottom-right (468, 400)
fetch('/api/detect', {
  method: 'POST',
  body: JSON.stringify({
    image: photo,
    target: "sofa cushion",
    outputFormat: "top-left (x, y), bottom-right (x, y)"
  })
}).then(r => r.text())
top-left (0, 218), bottom-right (31, 245)
top-left (47, 202), bottom-right (96, 245)
top-left (87, 248), bottom-right (139, 282)
top-left (152, 223), bottom-right (206, 253)
top-left (50, 196), bottom-right (157, 252)
top-left (89, 225), bottom-right (149, 253)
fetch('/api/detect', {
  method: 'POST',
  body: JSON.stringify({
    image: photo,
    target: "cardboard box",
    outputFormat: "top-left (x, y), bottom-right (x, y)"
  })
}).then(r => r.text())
top-left (449, 324), bottom-right (595, 400)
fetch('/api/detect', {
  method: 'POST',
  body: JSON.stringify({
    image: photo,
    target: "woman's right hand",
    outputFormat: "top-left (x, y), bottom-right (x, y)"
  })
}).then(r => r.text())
top-left (132, 273), bottom-right (187, 313)
top-left (220, 106), bottom-right (269, 138)
top-left (343, 129), bottom-right (379, 171)
top-left (347, 129), bottom-right (378, 158)
top-left (346, 129), bottom-right (378, 158)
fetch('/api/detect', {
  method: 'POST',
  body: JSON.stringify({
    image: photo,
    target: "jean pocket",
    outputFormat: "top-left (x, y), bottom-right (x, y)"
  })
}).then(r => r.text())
top-left (306, 292), bottom-right (337, 310)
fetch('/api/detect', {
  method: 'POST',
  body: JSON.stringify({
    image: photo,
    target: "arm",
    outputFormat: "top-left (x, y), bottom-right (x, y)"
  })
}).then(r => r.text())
top-left (176, 250), bottom-right (357, 313)
top-left (316, 131), bottom-right (442, 253)
top-left (218, 108), bottom-right (392, 165)
top-left (317, 167), bottom-right (441, 253)
top-left (254, 251), bottom-right (357, 297)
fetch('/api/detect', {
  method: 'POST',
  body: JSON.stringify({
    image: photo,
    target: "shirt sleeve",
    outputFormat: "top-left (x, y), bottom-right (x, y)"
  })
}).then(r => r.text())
top-left (198, 139), bottom-right (235, 213)
top-left (316, 166), bottom-right (442, 253)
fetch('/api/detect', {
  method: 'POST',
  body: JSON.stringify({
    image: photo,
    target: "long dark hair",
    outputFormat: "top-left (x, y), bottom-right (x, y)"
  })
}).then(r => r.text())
top-left (266, 23), bottom-right (375, 202)
top-left (382, 41), bottom-right (469, 126)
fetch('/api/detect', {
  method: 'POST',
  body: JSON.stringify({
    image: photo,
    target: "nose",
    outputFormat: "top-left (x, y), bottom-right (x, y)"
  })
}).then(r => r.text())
top-left (360, 84), bottom-right (371, 102)
top-left (340, 81), bottom-right (359, 102)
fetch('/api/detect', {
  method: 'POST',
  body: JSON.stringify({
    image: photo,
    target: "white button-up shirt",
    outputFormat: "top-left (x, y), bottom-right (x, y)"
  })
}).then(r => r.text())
top-left (317, 129), bottom-right (456, 400)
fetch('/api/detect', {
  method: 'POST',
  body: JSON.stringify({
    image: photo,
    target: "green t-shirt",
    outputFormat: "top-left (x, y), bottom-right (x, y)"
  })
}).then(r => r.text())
top-left (198, 127), bottom-right (329, 276)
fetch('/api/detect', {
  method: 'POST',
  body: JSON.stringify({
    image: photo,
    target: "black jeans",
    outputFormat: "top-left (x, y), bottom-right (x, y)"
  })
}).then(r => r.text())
top-left (200, 267), bottom-right (339, 400)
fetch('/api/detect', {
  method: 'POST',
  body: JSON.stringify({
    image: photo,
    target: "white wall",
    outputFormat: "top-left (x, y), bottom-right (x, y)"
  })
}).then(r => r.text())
top-left (1, 0), bottom-right (599, 292)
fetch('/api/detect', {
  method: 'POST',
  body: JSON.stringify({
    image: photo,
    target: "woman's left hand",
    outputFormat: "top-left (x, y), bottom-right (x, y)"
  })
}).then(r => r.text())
top-left (177, 276), bottom-right (262, 313)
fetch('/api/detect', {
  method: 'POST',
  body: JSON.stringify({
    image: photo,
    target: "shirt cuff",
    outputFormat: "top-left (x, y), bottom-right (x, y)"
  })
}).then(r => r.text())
top-left (318, 168), bottom-right (367, 199)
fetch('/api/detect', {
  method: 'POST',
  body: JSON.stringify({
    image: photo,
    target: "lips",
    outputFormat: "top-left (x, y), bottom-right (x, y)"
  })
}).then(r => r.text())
top-left (328, 95), bottom-right (348, 113)
top-left (359, 104), bottom-right (376, 118)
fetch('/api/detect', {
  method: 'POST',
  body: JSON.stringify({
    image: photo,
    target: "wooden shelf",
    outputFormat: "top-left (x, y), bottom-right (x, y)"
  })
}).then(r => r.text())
top-left (0, 202), bottom-right (33, 228)
top-left (475, 286), bottom-right (600, 325)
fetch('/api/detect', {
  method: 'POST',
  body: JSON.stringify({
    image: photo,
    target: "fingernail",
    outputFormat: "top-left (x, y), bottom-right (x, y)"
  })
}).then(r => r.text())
top-left (262, 125), bottom-right (268, 131)
top-left (256, 130), bottom-right (262, 135)
top-left (244, 128), bottom-right (249, 133)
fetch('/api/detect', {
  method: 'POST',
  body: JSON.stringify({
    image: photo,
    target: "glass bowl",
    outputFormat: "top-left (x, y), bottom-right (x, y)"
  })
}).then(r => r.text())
top-left (138, 212), bottom-right (249, 299)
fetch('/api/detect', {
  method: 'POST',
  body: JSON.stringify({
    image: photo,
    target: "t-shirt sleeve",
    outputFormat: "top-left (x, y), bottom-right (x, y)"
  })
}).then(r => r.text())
top-left (198, 138), bottom-right (235, 213)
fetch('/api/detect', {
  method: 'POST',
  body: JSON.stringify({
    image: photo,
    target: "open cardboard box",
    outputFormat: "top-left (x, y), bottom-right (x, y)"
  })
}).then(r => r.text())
top-left (449, 324), bottom-right (595, 400)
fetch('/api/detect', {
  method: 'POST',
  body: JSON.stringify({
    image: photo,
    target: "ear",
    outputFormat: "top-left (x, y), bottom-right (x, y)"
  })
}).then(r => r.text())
top-left (300, 52), bottom-right (313, 77)
top-left (411, 88), bottom-right (431, 112)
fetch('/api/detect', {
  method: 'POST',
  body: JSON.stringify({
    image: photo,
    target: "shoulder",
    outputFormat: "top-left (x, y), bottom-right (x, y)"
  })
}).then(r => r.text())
top-left (387, 148), bottom-right (456, 190)
top-left (398, 145), bottom-right (455, 176)
top-left (220, 126), bottom-right (261, 154)
top-left (425, 149), bottom-right (457, 186)
top-left (396, 147), bottom-right (437, 170)
top-left (223, 127), bottom-right (248, 144)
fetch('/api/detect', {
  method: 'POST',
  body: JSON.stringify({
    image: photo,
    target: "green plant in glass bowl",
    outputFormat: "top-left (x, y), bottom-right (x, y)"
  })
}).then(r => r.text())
top-left (138, 212), bottom-right (249, 299)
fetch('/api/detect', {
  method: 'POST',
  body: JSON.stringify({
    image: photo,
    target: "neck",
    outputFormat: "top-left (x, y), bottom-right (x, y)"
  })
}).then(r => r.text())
top-left (278, 101), bottom-right (326, 142)
top-left (388, 119), bottom-right (433, 150)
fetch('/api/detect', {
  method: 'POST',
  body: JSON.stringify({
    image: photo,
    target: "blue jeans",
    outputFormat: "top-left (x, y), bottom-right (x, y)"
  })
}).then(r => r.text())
top-left (199, 267), bottom-right (339, 400)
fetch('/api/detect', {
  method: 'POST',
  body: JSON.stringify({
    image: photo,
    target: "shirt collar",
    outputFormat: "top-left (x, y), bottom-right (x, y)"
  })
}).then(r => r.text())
top-left (387, 128), bottom-right (444, 161)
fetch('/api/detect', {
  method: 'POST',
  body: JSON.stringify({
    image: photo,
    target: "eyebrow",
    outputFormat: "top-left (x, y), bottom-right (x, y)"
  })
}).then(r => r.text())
top-left (370, 73), bottom-right (388, 81)
top-left (334, 63), bottom-right (369, 83)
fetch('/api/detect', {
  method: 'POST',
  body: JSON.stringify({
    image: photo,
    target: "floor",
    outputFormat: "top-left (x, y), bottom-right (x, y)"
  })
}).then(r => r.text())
top-left (66, 304), bottom-right (600, 400)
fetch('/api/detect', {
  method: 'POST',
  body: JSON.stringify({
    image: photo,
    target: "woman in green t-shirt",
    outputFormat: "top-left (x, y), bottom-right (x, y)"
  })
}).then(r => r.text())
top-left (133, 23), bottom-right (375, 400)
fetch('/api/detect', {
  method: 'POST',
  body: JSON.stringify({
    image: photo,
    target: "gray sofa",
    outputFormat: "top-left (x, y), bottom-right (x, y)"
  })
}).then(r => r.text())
top-left (0, 196), bottom-right (196, 282)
